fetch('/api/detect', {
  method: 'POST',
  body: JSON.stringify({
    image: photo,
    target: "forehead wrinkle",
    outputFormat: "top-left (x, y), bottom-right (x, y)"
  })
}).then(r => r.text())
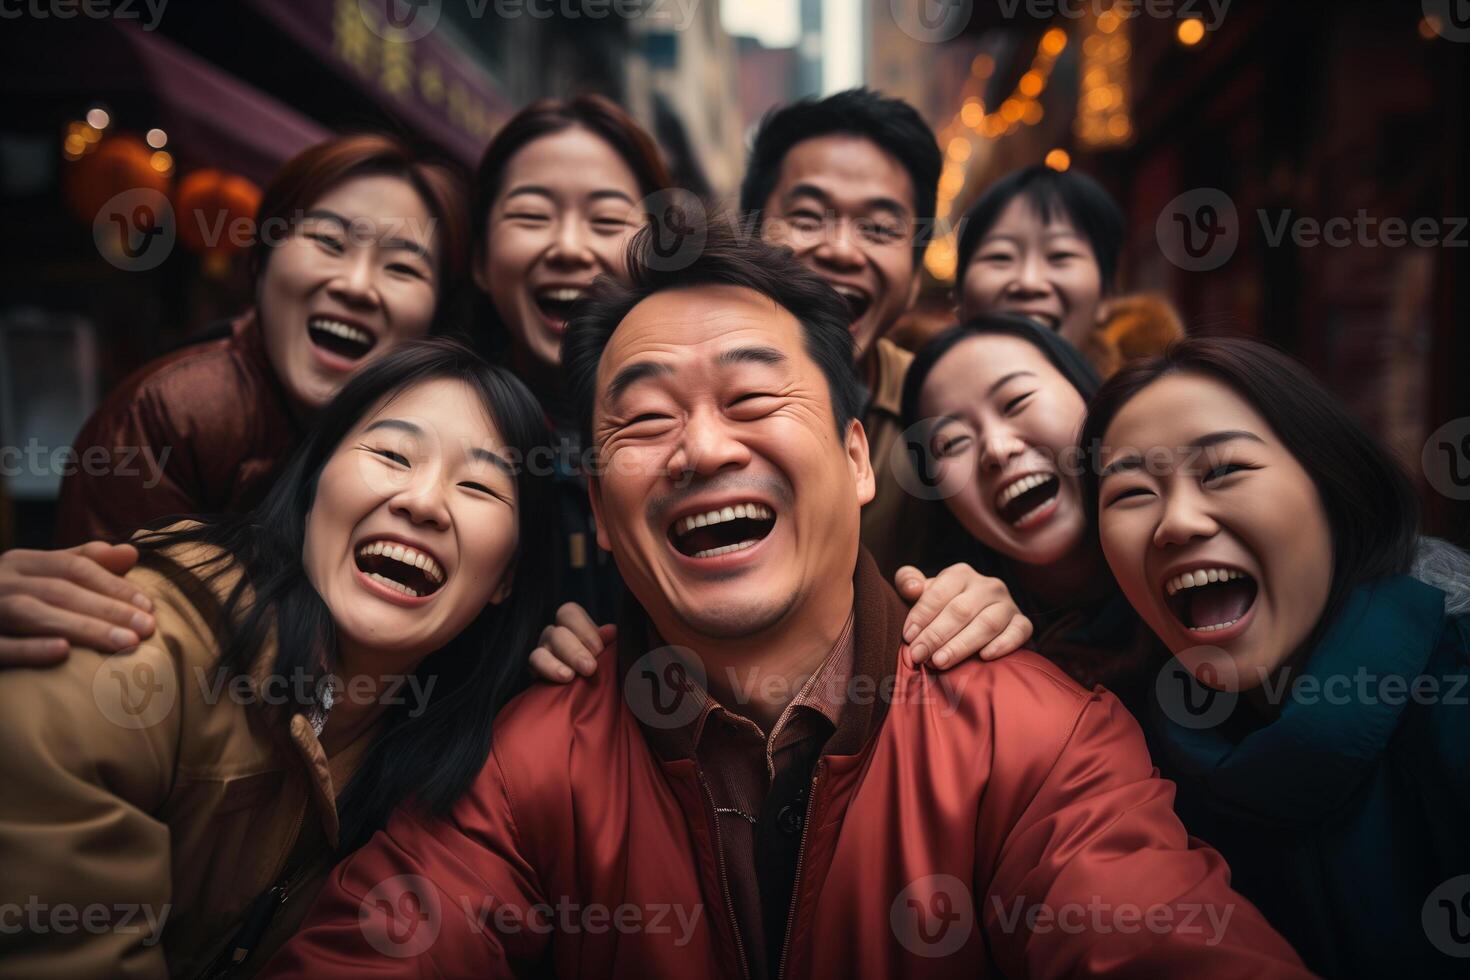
top-left (597, 290), bottom-right (799, 390)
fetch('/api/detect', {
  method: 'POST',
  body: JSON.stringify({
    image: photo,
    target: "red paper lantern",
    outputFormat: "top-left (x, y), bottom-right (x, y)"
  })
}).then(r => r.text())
top-left (175, 169), bottom-right (263, 256)
top-left (63, 134), bottom-right (170, 225)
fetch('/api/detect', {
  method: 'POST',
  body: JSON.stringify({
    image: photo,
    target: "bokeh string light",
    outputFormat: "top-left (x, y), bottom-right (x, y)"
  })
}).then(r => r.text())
top-left (1075, 6), bottom-right (1134, 150)
top-left (924, 27), bottom-right (1069, 282)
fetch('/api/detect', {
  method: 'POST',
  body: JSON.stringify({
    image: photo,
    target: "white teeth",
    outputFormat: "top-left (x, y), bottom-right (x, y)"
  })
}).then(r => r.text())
top-left (1164, 567), bottom-right (1244, 596)
top-left (538, 287), bottom-right (584, 302)
top-left (367, 572), bottom-right (419, 598)
top-left (310, 318), bottom-right (373, 347)
top-left (357, 540), bottom-right (445, 586)
top-left (692, 539), bottom-right (760, 559)
top-left (1190, 617), bottom-right (1243, 633)
top-left (995, 473), bottom-right (1055, 509)
top-left (833, 285), bottom-right (867, 301)
top-left (674, 503), bottom-right (773, 537)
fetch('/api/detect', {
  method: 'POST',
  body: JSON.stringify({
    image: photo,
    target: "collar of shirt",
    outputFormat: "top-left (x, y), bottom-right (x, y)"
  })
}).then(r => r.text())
top-left (675, 610), bottom-right (856, 775)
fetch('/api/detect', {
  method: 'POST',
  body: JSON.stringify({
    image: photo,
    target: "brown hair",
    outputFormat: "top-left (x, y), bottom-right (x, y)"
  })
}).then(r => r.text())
top-left (249, 133), bottom-right (469, 307)
top-left (471, 94), bottom-right (672, 251)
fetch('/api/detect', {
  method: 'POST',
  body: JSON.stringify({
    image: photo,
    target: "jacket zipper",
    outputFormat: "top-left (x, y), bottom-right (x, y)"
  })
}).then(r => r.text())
top-left (194, 811), bottom-right (311, 980)
top-left (776, 761), bottom-right (824, 980)
top-left (698, 773), bottom-right (751, 980)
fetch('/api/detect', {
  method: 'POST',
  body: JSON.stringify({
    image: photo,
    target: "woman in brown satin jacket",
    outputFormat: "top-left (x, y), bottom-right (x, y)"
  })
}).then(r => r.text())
top-left (1, 340), bottom-right (556, 978)
top-left (54, 133), bottom-right (468, 546)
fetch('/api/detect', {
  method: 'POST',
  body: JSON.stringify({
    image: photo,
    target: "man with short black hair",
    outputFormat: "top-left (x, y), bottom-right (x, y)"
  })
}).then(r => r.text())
top-left (741, 88), bottom-right (942, 576)
top-left (269, 222), bottom-right (1311, 980)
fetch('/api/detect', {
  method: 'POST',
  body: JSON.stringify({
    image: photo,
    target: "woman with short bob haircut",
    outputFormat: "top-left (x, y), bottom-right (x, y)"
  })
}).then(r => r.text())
top-left (1081, 336), bottom-right (1470, 979)
top-left (0, 338), bottom-right (556, 977)
top-left (954, 164), bottom-right (1183, 376)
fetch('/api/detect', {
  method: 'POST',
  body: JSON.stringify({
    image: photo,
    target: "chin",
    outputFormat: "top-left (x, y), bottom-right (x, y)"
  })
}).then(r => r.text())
top-left (675, 594), bottom-right (792, 640)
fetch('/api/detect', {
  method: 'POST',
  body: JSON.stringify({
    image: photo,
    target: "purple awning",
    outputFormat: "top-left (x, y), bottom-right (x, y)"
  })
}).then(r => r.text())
top-left (246, 0), bottom-right (511, 167)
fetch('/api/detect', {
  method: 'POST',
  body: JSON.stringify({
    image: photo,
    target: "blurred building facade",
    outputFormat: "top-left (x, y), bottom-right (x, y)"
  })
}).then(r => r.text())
top-left (868, 0), bottom-right (1468, 544)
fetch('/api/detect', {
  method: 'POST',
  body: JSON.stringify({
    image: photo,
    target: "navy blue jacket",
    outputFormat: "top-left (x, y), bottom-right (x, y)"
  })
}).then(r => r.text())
top-left (1149, 575), bottom-right (1470, 978)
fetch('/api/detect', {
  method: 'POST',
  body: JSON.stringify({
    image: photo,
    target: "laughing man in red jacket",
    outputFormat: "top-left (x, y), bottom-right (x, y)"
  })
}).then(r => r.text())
top-left (265, 222), bottom-right (1311, 979)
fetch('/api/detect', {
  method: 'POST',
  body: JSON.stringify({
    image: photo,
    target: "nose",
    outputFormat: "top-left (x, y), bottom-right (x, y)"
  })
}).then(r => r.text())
top-left (327, 249), bottom-right (383, 310)
top-left (977, 426), bottom-right (1026, 472)
top-left (1004, 251), bottom-right (1049, 299)
top-left (1152, 485), bottom-right (1219, 548)
top-left (811, 218), bottom-right (864, 272)
top-left (388, 470), bottom-right (451, 531)
top-left (667, 407), bottom-right (750, 481)
top-left (545, 215), bottom-right (596, 269)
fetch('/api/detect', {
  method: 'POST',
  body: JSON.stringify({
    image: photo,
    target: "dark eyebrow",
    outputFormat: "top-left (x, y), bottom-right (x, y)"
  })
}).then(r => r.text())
top-left (588, 188), bottom-right (637, 206)
top-left (301, 210), bottom-right (431, 259)
top-left (1099, 430), bottom-right (1266, 480)
top-left (987, 370), bottom-right (1036, 397)
top-left (302, 208), bottom-right (348, 226)
top-left (716, 345), bottom-right (787, 368)
top-left (501, 185), bottom-right (555, 204)
top-left (366, 420), bottom-right (510, 474)
top-left (381, 237), bottom-right (432, 261)
top-left (364, 418), bottom-right (421, 437)
top-left (606, 361), bottom-right (674, 405)
top-left (1100, 452), bottom-right (1145, 480)
top-left (782, 183), bottom-right (911, 220)
top-left (468, 447), bottom-right (514, 475)
top-left (1194, 429), bottom-right (1266, 449)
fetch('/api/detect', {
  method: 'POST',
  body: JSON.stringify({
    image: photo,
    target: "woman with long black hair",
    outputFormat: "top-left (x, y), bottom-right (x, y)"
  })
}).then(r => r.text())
top-left (900, 313), bottom-right (1156, 696)
top-left (0, 338), bottom-right (556, 978)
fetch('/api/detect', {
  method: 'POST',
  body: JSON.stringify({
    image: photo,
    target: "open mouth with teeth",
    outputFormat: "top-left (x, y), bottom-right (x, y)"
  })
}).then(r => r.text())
top-left (1164, 567), bottom-right (1258, 633)
top-left (994, 472), bottom-right (1060, 526)
top-left (831, 285), bottom-right (872, 328)
top-left (532, 287), bottom-right (586, 327)
top-left (668, 502), bottom-right (776, 560)
top-left (354, 539), bottom-right (446, 599)
top-left (1003, 309), bottom-right (1061, 332)
top-left (308, 316), bottom-right (376, 362)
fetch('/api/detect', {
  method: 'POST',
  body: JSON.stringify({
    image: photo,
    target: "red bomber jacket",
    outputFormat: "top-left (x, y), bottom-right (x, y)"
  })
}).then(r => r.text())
top-left (265, 551), bottom-right (1313, 980)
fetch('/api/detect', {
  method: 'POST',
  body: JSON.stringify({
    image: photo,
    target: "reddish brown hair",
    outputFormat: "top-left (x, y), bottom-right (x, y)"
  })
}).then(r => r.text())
top-left (471, 94), bottom-right (672, 251)
top-left (250, 133), bottom-right (469, 305)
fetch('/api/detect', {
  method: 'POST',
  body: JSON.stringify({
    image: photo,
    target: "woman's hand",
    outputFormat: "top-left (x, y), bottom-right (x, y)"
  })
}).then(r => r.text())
top-left (0, 541), bottom-right (156, 666)
top-left (894, 563), bottom-right (1032, 669)
top-left (528, 602), bottom-right (615, 683)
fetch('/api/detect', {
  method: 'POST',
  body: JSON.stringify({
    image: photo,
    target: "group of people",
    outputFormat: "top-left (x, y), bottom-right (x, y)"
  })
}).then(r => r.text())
top-left (0, 87), bottom-right (1465, 979)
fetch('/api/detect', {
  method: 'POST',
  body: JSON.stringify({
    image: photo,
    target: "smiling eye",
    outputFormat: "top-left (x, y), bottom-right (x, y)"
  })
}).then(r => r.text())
top-left (1203, 462), bottom-right (1252, 482)
top-left (1002, 391), bottom-right (1035, 414)
top-left (458, 480), bottom-right (511, 505)
top-left (366, 446), bottom-right (409, 466)
top-left (787, 209), bottom-right (823, 230)
top-left (933, 434), bottom-right (971, 457)
top-left (308, 232), bottom-right (345, 252)
top-left (1104, 486), bottom-right (1153, 506)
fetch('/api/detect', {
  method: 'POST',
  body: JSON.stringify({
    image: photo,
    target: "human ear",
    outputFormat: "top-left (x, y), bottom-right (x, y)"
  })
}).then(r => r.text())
top-left (846, 419), bottom-right (875, 507)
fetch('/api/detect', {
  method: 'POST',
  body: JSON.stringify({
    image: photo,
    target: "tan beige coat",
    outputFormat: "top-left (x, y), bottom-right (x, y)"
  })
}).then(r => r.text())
top-left (0, 530), bottom-right (370, 979)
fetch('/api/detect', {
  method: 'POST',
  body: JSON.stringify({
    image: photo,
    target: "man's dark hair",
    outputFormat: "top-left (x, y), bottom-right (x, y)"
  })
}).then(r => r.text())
top-left (738, 88), bottom-right (941, 264)
top-left (955, 164), bottom-right (1126, 292)
top-left (563, 215), bottom-right (866, 450)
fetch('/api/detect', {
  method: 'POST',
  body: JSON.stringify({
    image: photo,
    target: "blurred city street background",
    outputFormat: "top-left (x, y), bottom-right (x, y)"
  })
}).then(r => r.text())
top-left (1, 0), bottom-right (1466, 546)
